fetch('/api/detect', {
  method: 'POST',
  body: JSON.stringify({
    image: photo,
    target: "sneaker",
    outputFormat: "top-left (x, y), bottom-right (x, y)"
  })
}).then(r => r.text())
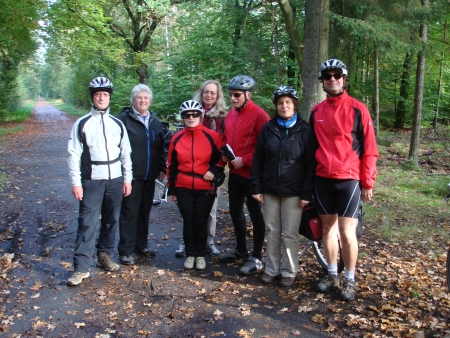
top-left (280, 276), bottom-right (296, 287)
top-left (340, 278), bottom-right (359, 301)
top-left (196, 257), bottom-right (206, 270)
top-left (67, 272), bottom-right (90, 286)
top-left (97, 252), bottom-right (120, 272)
top-left (134, 248), bottom-right (155, 256)
top-left (207, 244), bottom-right (220, 256)
top-left (316, 274), bottom-right (340, 293)
top-left (175, 242), bottom-right (186, 258)
top-left (260, 273), bottom-right (278, 284)
top-left (184, 256), bottom-right (195, 269)
top-left (120, 255), bottom-right (135, 266)
top-left (218, 248), bottom-right (249, 262)
top-left (240, 256), bottom-right (263, 275)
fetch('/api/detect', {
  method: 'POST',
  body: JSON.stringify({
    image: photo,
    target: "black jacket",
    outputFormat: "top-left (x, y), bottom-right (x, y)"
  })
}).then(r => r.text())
top-left (249, 113), bottom-right (317, 200)
top-left (116, 107), bottom-right (166, 180)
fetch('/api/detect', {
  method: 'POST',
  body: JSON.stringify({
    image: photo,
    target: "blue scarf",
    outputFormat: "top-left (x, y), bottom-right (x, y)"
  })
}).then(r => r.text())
top-left (277, 113), bottom-right (297, 129)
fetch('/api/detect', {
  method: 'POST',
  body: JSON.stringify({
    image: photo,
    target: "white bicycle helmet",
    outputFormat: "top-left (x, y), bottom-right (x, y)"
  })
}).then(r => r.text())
top-left (272, 86), bottom-right (299, 104)
top-left (228, 75), bottom-right (255, 92)
top-left (179, 100), bottom-right (204, 116)
top-left (89, 77), bottom-right (114, 97)
top-left (318, 59), bottom-right (348, 78)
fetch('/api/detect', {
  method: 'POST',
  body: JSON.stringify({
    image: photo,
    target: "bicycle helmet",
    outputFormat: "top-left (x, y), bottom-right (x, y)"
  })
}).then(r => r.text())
top-left (318, 59), bottom-right (348, 78)
top-left (89, 77), bottom-right (114, 97)
top-left (228, 75), bottom-right (255, 92)
top-left (179, 100), bottom-right (204, 117)
top-left (272, 86), bottom-right (299, 104)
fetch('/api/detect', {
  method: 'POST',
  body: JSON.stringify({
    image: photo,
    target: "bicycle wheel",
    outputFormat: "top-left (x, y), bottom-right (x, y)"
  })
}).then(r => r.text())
top-left (312, 240), bottom-right (345, 273)
top-left (446, 247), bottom-right (450, 292)
top-left (153, 179), bottom-right (168, 206)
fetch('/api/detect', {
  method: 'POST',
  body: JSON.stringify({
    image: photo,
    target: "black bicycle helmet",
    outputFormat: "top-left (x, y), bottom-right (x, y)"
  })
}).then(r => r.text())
top-left (89, 77), bottom-right (114, 97)
top-left (272, 86), bottom-right (299, 104)
top-left (318, 59), bottom-right (348, 79)
top-left (227, 75), bottom-right (255, 92)
top-left (179, 100), bottom-right (204, 116)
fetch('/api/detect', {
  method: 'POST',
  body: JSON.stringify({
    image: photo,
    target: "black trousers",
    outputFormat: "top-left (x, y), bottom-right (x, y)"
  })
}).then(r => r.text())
top-left (176, 189), bottom-right (216, 257)
top-left (228, 173), bottom-right (266, 259)
top-left (118, 179), bottom-right (156, 256)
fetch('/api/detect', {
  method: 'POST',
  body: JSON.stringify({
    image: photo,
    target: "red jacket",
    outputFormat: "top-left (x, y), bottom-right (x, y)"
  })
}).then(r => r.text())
top-left (310, 91), bottom-right (378, 189)
top-left (167, 124), bottom-right (224, 193)
top-left (222, 100), bottom-right (270, 178)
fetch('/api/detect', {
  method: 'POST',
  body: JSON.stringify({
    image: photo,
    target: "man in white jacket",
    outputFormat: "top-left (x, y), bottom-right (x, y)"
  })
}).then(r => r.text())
top-left (66, 77), bottom-right (133, 286)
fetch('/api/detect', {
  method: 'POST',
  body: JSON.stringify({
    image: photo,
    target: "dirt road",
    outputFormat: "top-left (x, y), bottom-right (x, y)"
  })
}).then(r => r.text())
top-left (0, 100), bottom-right (327, 337)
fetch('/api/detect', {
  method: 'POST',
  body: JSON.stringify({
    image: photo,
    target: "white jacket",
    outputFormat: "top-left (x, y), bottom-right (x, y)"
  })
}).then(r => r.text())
top-left (67, 107), bottom-right (132, 186)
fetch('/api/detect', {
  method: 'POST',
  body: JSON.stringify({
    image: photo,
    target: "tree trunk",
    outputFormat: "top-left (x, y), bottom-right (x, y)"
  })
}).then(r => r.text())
top-left (372, 47), bottom-right (379, 136)
top-left (394, 52), bottom-right (413, 128)
top-left (434, 18), bottom-right (447, 129)
top-left (300, 0), bottom-right (329, 120)
top-left (409, 0), bottom-right (429, 167)
top-left (136, 63), bottom-right (149, 84)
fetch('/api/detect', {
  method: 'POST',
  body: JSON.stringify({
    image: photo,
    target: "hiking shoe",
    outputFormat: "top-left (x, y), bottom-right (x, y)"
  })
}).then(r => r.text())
top-left (175, 242), bottom-right (186, 257)
top-left (120, 255), bottom-right (135, 266)
top-left (134, 248), bottom-right (155, 256)
top-left (196, 257), bottom-right (206, 270)
top-left (67, 272), bottom-right (90, 286)
top-left (260, 273), bottom-right (278, 284)
top-left (280, 276), bottom-right (296, 287)
top-left (240, 256), bottom-right (263, 275)
top-left (340, 278), bottom-right (359, 301)
top-left (207, 244), bottom-right (220, 256)
top-left (316, 274), bottom-right (340, 292)
top-left (184, 256), bottom-right (195, 269)
top-left (218, 248), bottom-right (249, 262)
top-left (97, 252), bottom-right (120, 272)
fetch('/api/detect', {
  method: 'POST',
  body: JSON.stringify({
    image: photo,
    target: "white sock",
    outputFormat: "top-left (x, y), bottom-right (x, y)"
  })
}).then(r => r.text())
top-left (328, 263), bottom-right (338, 276)
top-left (344, 269), bottom-right (355, 281)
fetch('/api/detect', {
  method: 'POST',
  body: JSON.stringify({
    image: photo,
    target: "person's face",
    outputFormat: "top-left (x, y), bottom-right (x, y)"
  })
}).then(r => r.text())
top-left (229, 90), bottom-right (249, 109)
top-left (182, 111), bottom-right (201, 128)
top-left (202, 83), bottom-right (218, 109)
top-left (133, 91), bottom-right (151, 115)
top-left (322, 71), bottom-right (344, 95)
top-left (92, 91), bottom-right (110, 110)
top-left (276, 96), bottom-right (296, 119)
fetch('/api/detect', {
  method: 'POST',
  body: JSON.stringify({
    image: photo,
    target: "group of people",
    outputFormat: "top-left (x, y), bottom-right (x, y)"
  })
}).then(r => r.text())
top-left (66, 58), bottom-right (378, 301)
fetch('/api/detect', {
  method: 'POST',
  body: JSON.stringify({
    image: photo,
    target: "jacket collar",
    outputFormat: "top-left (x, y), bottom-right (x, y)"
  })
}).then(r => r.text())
top-left (90, 106), bottom-right (110, 117)
top-left (326, 90), bottom-right (348, 106)
top-left (235, 99), bottom-right (256, 115)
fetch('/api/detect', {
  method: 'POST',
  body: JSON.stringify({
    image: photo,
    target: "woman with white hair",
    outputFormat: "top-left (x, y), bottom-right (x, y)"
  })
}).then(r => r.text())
top-left (116, 84), bottom-right (167, 265)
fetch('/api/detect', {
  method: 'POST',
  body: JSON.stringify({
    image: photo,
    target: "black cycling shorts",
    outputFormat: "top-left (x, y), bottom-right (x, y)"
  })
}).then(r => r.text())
top-left (314, 176), bottom-right (361, 218)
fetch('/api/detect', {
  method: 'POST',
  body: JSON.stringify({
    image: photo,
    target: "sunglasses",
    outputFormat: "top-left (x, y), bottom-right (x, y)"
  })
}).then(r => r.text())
top-left (183, 113), bottom-right (201, 119)
top-left (323, 73), bottom-right (343, 81)
top-left (229, 92), bottom-right (245, 98)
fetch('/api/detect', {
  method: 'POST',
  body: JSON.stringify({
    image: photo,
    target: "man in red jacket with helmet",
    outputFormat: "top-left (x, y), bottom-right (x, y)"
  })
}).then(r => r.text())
top-left (310, 59), bottom-right (378, 301)
top-left (219, 75), bottom-right (270, 275)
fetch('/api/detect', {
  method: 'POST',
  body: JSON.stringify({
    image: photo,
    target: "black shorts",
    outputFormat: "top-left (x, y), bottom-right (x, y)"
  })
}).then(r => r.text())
top-left (314, 176), bottom-right (361, 218)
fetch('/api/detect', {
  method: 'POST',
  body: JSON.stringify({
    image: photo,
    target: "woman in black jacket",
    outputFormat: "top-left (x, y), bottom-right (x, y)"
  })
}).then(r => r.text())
top-left (116, 84), bottom-right (167, 265)
top-left (249, 86), bottom-right (316, 287)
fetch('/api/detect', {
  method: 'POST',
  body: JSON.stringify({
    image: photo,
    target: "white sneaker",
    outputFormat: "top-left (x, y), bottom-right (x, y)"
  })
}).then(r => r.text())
top-left (196, 257), bottom-right (206, 270)
top-left (240, 256), bottom-right (263, 275)
top-left (184, 256), bottom-right (195, 269)
top-left (175, 242), bottom-right (186, 257)
top-left (207, 244), bottom-right (220, 256)
top-left (67, 272), bottom-right (90, 286)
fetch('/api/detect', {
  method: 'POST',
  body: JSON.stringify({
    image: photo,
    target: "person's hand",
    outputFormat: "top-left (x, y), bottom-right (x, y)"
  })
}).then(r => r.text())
top-left (158, 171), bottom-right (165, 181)
top-left (169, 195), bottom-right (177, 202)
top-left (299, 199), bottom-right (309, 208)
top-left (230, 157), bottom-right (243, 169)
top-left (252, 194), bottom-right (263, 203)
top-left (72, 186), bottom-right (83, 201)
top-left (204, 171), bottom-right (214, 181)
top-left (361, 188), bottom-right (373, 202)
top-left (123, 183), bottom-right (132, 197)
top-left (222, 155), bottom-right (230, 163)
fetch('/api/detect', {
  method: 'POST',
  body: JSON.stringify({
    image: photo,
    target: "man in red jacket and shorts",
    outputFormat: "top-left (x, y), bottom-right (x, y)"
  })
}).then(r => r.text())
top-left (310, 59), bottom-right (378, 300)
top-left (219, 75), bottom-right (270, 275)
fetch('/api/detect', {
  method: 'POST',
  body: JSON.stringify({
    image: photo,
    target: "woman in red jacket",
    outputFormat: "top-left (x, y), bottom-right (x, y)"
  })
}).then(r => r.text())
top-left (167, 100), bottom-right (224, 270)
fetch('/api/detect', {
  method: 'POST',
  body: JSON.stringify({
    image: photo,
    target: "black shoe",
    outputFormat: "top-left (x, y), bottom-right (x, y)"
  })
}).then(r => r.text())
top-left (316, 274), bottom-right (340, 292)
top-left (135, 248), bottom-right (156, 256)
top-left (340, 278), bottom-right (359, 301)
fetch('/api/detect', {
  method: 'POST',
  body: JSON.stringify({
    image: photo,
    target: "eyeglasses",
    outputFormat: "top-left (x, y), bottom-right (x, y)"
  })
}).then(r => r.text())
top-left (183, 113), bottom-right (201, 119)
top-left (229, 92), bottom-right (245, 98)
top-left (323, 73), bottom-right (343, 81)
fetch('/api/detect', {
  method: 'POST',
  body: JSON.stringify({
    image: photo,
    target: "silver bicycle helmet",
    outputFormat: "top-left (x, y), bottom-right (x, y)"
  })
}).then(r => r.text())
top-left (272, 86), bottom-right (299, 104)
top-left (89, 77), bottom-right (114, 97)
top-left (179, 100), bottom-right (204, 116)
top-left (318, 59), bottom-right (348, 78)
top-left (228, 75), bottom-right (255, 92)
